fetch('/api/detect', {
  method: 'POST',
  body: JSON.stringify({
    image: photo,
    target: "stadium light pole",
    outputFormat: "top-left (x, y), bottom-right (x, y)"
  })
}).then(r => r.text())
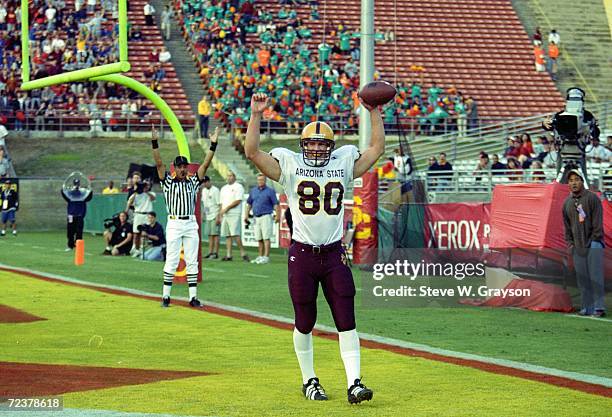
top-left (359, 0), bottom-right (375, 151)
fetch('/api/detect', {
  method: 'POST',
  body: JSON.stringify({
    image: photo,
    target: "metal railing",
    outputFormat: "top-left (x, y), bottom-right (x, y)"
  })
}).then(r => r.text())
top-left (388, 101), bottom-right (612, 155)
top-left (2, 109), bottom-right (197, 139)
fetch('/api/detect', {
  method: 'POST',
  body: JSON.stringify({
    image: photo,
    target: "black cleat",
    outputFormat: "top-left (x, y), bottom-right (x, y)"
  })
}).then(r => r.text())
top-left (302, 377), bottom-right (328, 401)
top-left (189, 297), bottom-right (203, 308)
top-left (161, 296), bottom-right (170, 308)
top-left (348, 379), bottom-right (373, 404)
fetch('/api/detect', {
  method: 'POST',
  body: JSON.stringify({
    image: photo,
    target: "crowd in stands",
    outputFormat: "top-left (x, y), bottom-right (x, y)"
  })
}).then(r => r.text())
top-left (177, 0), bottom-right (479, 140)
top-left (0, 0), bottom-right (174, 131)
top-left (421, 132), bottom-right (612, 189)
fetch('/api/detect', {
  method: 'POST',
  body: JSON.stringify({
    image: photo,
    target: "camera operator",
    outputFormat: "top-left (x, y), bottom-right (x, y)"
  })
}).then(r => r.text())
top-left (126, 180), bottom-right (156, 258)
top-left (542, 87), bottom-right (600, 184)
top-left (103, 211), bottom-right (133, 256)
top-left (138, 211), bottom-right (166, 261)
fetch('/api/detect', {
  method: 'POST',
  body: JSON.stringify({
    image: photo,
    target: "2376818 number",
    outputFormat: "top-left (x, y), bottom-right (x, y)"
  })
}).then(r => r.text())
top-left (297, 181), bottom-right (344, 215)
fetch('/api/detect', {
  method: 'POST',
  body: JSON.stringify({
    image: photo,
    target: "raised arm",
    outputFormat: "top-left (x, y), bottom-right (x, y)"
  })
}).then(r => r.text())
top-left (353, 102), bottom-right (385, 179)
top-left (151, 127), bottom-right (166, 180)
top-left (245, 93), bottom-right (281, 182)
top-left (197, 126), bottom-right (219, 180)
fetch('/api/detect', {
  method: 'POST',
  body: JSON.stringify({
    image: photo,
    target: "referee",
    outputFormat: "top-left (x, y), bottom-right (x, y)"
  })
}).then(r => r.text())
top-left (151, 126), bottom-right (218, 308)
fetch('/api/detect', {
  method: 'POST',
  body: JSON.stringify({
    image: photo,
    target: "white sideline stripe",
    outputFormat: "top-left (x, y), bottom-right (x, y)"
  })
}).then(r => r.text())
top-left (1, 263), bottom-right (611, 389)
top-left (245, 273), bottom-right (268, 278)
top-left (10, 408), bottom-right (219, 417)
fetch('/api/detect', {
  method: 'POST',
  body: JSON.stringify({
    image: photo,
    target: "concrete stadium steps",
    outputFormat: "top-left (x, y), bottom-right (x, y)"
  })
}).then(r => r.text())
top-left (510, 0), bottom-right (612, 107)
top-left (252, 0), bottom-right (564, 118)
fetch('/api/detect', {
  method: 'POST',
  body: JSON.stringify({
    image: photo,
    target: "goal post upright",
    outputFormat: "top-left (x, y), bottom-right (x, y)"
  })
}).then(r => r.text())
top-left (19, 0), bottom-right (191, 161)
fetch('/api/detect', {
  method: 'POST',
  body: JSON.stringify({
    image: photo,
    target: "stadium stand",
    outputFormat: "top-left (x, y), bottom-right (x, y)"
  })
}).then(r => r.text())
top-left (0, 0), bottom-right (194, 131)
top-left (245, 0), bottom-right (565, 118)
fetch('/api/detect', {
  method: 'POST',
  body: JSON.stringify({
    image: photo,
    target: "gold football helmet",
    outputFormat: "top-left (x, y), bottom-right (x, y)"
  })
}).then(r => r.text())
top-left (300, 121), bottom-right (336, 167)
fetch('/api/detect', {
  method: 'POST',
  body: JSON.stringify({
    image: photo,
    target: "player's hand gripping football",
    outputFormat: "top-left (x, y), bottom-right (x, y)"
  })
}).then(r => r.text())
top-left (251, 93), bottom-right (269, 115)
top-left (358, 96), bottom-right (378, 113)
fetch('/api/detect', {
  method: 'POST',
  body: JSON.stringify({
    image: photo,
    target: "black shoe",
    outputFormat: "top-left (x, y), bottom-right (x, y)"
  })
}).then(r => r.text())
top-left (593, 310), bottom-right (607, 318)
top-left (102, 249), bottom-right (111, 256)
top-left (242, 255), bottom-right (250, 262)
top-left (302, 377), bottom-right (328, 401)
top-left (210, 253), bottom-right (218, 259)
top-left (161, 296), bottom-right (170, 308)
top-left (348, 379), bottom-right (373, 404)
top-left (204, 253), bottom-right (215, 259)
top-left (189, 297), bottom-right (203, 308)
top-left (222, 256), bottom-right (232, 261)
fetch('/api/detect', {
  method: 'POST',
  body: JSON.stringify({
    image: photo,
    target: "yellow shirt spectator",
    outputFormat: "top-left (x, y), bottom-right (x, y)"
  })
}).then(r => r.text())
top-left (198, 98), bottom-right (212, 116)
top-left (102, 181), bottom-right (120, 194)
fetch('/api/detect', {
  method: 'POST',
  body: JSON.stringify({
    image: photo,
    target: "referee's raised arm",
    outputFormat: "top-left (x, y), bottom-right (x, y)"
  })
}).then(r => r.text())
top-left (197, 126), bottom-right (219, 180)
top-left (151, 127), bottom-right (166, 180)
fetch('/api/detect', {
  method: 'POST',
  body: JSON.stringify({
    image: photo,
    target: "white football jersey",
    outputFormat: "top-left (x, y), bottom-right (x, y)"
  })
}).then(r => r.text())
top-left (270, 145), bottom-right (360, 246)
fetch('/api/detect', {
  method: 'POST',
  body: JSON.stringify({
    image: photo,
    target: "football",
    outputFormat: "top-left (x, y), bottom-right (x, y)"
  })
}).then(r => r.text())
top-left (358, 81), bottom-right (397, 107)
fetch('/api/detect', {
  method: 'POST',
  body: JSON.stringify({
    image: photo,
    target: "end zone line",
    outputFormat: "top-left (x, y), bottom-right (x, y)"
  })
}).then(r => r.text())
top-left (1, 263), bottom-right (611, 398)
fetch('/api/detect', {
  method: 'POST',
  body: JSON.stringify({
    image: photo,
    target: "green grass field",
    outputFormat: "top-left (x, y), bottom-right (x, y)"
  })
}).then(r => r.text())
top-left (2, 270), bottom-right (611, 417)
top-left (1, 232), bottom-right (611, 382)
top-left (5, 136), bottom-right (224, 184)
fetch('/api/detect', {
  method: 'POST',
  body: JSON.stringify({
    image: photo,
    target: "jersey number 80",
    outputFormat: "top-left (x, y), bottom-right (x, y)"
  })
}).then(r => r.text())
top-left (297, 180), bottom-right (344, 215)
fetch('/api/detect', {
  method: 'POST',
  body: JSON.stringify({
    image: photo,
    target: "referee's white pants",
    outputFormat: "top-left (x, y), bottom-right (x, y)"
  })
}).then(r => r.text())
top-left (163, 218), bottom-right (200, 276)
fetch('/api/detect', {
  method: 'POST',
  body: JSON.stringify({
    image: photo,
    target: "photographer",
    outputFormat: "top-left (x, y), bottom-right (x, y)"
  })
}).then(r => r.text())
top-left (126, 180), bottom-right (156, 258)
top-left (138, 211), bottom-right (166, 261)
top-left (103, 211), bottom-right (133, 256)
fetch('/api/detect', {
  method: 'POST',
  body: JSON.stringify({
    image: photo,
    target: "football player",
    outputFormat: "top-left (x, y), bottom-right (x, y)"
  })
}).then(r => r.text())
top-left (245, 92), bottom-right (385, 404)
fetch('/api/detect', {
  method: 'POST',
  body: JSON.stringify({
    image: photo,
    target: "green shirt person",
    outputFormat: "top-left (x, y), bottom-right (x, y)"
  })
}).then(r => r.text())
top-left (318, 42), bottom-right (331, 63)
top-left (284, 28), bottom-right (296, 47)
top-left (339, 32), bottom-right (351, 51)
top-left (428, 83), bottom-right (443, 104)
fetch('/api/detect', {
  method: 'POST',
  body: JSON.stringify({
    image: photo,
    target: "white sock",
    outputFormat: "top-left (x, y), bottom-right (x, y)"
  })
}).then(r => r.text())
top-left (188, 285), bottom-right (198, 299)
top-left (339, 329), bottom-right (361, 388)
top-left (293, 328), bottom-right (316, 384)
top-left (162, 271), bottom-right (173, 298)
top-left (162, 284), bottom-right (172, 298)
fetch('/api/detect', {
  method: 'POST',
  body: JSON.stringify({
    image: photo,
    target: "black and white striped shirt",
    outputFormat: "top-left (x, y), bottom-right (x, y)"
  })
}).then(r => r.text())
top-left (161, 172), bottom-right (203, 216)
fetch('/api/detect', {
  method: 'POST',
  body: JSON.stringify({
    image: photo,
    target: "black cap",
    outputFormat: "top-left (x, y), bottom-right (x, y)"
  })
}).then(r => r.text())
top-left (203, 175), bottom-right (211, 182)
top-left (174, 156), bottom-right (189, 167)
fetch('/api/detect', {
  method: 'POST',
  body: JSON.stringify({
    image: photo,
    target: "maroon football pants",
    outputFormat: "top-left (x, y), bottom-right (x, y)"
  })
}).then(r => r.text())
top-left (288, 241), bottom-right (356, 333)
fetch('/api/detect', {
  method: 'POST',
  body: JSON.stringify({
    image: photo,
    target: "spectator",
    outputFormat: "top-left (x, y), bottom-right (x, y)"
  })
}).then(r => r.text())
top-left (466, 96), bottom-right (478, 131)
top-left (161, 5), bottom-right (173, 41)
top-left (139, 211), bottom-right (166, 261)
top-left (455, 96), bottom-right (467, 138)
top-left (61, 178), bottom-right (93, 251)
top-left (218, 171), bottom-right (249, 262)
top-left (198, 95), bottom-right (212, 139)
top-left (548, 41), bottom-right (559, 80)
top-left (159, 47), bottom-right (172, 63)
top-left (533, 27), bottom-right (542, 45)
top-left (102, 180), bottom-right (120, 194)
top-left (143, 1), bottom-right (155, 26)
top-left (586, 137), bottom-right (612, 163)
top-left (491, 153), bottom-right (506, 175)
top-left (539, 141), bottom-right (559, 168)
top-left (202, 175), bottom-right (221, 259)
top-left (393, 147), bottom-right (413, 183)
top-left (245, 173), bottom-right (279, 264)
top-left (429, 152), bottom-right (453, 190)
top-left (0, 146), bottom-right (11, 179)
top-left (548, 29), bottom-right (560, 45)
top-left (562, 169), bottom-right (605, 317)
top-left (474, 151), bottom-right (491, 172)
top-left (125, 179), bottom-right (155, 258)
top-left (103, 211), bottom-right (133, 256)
top-left (534, 44), bottom-right (546, 72)
top-left (506, 157), bottom-right (523, 182)
top-left (530, 160), bottom-right (546, 183)
top-left (0, 179), bottom-right (18, 236)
